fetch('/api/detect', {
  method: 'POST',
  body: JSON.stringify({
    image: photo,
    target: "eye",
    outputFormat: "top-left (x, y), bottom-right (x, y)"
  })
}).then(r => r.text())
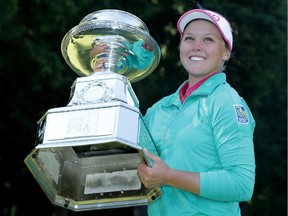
top-left (204, 37), bottom-right (214, 42)
top-left (183, 36), bottom-right (193, 41)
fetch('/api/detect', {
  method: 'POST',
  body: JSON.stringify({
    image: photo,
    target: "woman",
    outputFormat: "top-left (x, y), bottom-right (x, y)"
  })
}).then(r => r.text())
top-left (137, 8), bottom-right (256, 216)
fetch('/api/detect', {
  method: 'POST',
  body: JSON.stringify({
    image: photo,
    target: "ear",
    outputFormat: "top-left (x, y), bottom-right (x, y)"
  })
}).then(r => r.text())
top-left (222, 49), bottom-right (231, 61)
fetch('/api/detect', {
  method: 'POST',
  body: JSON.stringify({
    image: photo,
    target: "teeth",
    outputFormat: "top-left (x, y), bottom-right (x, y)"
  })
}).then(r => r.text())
top-left (190, 57), bottom-right (204, 61)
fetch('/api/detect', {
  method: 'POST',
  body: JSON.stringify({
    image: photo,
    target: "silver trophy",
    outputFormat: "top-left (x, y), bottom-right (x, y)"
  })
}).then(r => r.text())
top-left (24, 9), bottom-right (161, 211)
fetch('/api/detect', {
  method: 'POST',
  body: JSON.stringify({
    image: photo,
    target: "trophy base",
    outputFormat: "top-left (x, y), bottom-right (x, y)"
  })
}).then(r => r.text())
top-left (24, 100), bottom-right (162, 211)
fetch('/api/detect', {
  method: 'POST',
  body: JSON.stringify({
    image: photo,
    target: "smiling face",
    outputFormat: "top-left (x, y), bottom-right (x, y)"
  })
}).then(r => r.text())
top-left (179, 19), bottom-right (231, 86)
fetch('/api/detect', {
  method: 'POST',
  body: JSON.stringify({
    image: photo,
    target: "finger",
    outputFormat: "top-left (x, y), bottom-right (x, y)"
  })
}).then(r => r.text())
top-left (137, 161), bottom-right (146, 170)
top-left (143, 148), bottom-right (160, 161)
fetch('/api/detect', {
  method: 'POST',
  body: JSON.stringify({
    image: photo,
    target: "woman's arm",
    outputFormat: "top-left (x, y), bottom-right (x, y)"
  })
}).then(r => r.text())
top-left (137, 148), bottom-right (200, 195)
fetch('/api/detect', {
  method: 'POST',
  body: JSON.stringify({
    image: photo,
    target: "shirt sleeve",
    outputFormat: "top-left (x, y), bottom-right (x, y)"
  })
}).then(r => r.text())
top-left (199, 89), bottom-right (256, 202)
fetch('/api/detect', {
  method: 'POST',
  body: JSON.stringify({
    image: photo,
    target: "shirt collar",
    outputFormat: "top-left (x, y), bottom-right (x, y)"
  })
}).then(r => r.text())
top-left (165, 72), bottom-right (227, 106)
top-left (179, 72), bottom-right (218, 103)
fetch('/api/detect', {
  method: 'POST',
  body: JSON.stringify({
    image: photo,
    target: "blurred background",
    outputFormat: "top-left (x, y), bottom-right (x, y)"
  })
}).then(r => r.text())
top-left (0, 0), bottom-right (286, 215)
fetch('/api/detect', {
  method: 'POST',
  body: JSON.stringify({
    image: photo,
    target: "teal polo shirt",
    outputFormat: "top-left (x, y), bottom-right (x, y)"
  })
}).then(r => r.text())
top-left (141, 72), bottom-right (256, 216)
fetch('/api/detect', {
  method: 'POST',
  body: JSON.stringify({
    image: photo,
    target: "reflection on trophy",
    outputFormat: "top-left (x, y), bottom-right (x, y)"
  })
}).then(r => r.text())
top-left (24, 9), bottom-right (161, 211)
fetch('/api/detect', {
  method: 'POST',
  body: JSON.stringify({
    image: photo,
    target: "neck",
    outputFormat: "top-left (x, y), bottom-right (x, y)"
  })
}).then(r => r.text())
top-left (188, 71), bottom-right (219, 87)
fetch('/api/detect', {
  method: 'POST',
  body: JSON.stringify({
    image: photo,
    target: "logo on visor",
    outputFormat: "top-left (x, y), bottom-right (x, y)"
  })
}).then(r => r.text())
top-left (234, 104), bottom-right (249, 124)
top-left (211, 14), bottom-right (220, 21)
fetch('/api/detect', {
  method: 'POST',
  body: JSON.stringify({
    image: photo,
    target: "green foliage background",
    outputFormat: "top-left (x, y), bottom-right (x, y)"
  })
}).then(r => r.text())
top-left (0, 0), bottom-right (286, 215)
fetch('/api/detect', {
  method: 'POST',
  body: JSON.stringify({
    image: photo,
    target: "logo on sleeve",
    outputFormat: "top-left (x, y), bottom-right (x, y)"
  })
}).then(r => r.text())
top-left (234, 105), bottom-right (249, 124)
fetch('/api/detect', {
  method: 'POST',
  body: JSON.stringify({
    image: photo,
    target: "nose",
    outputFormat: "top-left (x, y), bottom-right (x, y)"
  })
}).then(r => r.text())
top-left (192, 39), bottom-right (202, 51)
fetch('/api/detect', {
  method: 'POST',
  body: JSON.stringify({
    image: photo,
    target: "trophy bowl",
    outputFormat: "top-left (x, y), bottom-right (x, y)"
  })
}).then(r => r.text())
top-left (61, 9), bottom-right (161, 83)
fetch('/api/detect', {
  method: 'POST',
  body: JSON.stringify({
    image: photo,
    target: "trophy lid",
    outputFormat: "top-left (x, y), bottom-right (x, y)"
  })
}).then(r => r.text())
top-left (61, 9), bottom-right (161, 83)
